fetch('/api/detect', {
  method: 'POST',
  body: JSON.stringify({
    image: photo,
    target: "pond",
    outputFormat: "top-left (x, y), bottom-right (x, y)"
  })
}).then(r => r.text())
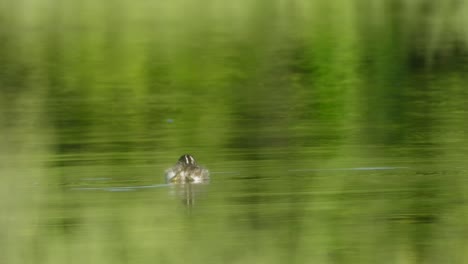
top-left (1, 1), bottom-right (468, 263)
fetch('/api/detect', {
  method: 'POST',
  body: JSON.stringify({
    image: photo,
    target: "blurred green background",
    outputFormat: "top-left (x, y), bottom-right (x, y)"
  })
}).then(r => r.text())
top-left (1, 0), bottom-right (468, 263)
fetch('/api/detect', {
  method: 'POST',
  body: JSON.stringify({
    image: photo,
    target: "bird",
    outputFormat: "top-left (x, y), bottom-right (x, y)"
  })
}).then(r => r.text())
top-left (165, 154), bottom-right (210, 184)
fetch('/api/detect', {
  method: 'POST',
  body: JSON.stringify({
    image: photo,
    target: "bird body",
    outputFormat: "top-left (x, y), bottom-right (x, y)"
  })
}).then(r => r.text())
top-left (165, 154), bottom-right (210, 184)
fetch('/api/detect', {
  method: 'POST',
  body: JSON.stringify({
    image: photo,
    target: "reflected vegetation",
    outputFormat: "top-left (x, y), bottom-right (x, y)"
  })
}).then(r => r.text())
top-left (2, 0), bottom-right (468, 263)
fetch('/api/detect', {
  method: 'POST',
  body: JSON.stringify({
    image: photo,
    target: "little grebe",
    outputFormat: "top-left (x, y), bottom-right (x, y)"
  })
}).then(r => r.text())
top-left (165, 154), bottom-right (210, 184)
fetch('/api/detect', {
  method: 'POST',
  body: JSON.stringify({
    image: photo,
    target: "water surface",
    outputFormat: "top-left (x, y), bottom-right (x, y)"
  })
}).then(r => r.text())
top-left (2, 1), bottom-right (468, 263)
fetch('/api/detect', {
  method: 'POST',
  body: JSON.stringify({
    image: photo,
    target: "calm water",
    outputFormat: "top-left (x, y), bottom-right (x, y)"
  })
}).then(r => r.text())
top-left (2, 1), bottom-right (468, 263)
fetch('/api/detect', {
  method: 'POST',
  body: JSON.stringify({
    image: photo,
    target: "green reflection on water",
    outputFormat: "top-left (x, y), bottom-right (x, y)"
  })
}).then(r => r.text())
top-left (2, 0), bottom-right (468, 263)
